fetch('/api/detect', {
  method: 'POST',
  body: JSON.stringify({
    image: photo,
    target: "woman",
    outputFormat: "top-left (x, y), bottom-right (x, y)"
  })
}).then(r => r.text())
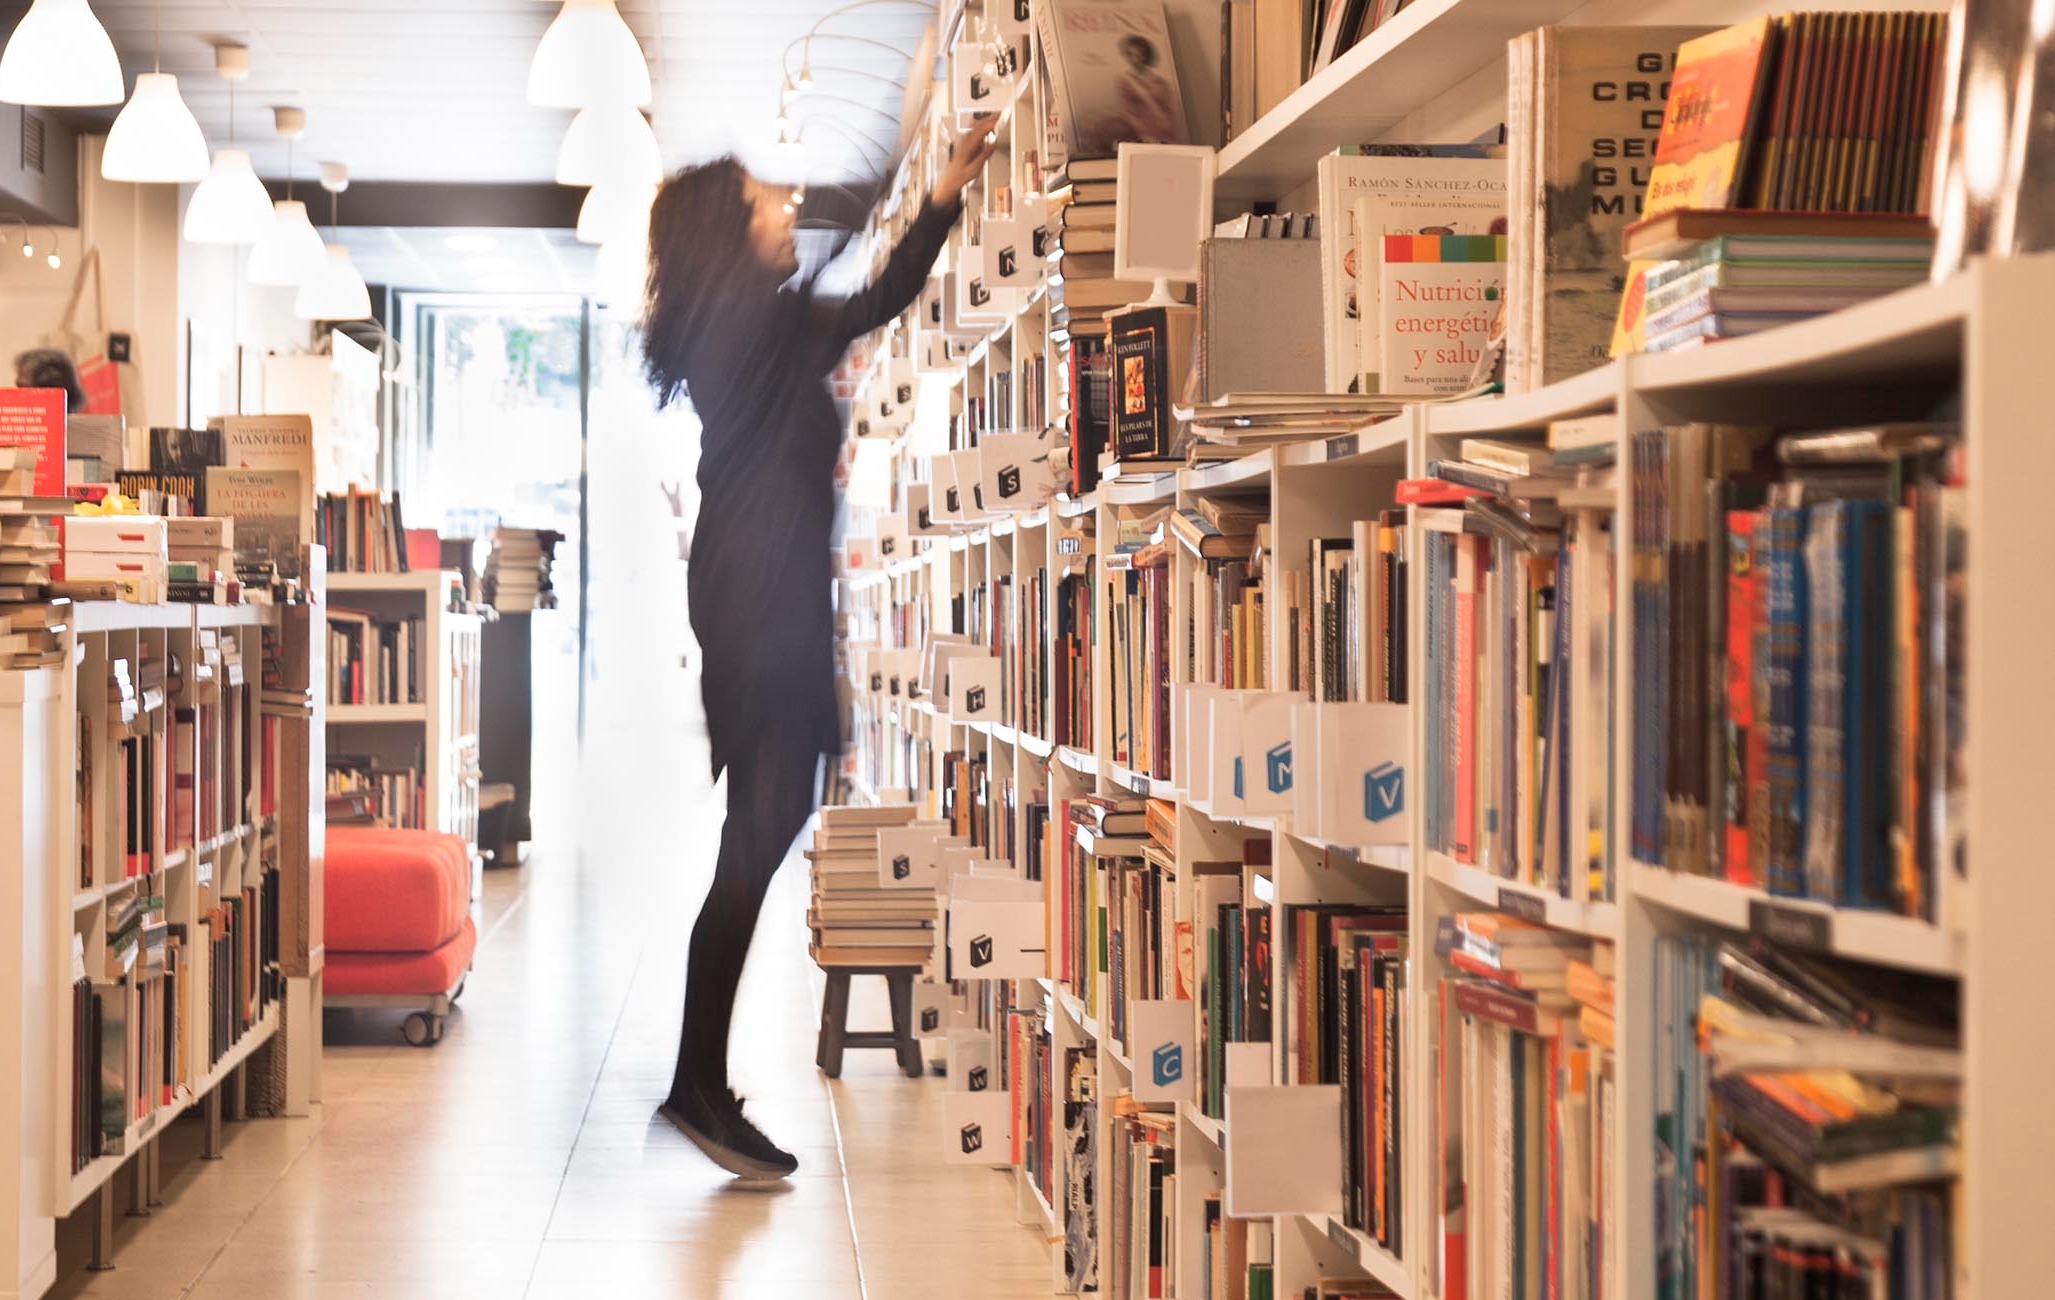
top-left (640, 116), bottom-right (996, 1179)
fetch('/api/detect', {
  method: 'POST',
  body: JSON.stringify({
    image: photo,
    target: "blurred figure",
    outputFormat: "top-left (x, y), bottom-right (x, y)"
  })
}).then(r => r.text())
top-left (13, 348), bottom-right (85, 411)
top-left (638, 116), bottom-right (995, 1179)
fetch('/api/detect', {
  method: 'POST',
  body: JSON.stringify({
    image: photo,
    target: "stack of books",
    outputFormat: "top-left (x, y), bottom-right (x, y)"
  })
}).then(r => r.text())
top-left (1627, 228), bottom-right (1934, 352)
top-left (804, 805), bottom-right (936, 968)
top-left (1613, 13), bottom-right (1948, 353)
top-left (484, 527), bottom-right (562, 612)
top-left (1046, 161), bottom-right (1160, 335)
top-left (0, 447), bottom-right (66, 609)
top-left (1654, 932), bottom-right (1959, 1296)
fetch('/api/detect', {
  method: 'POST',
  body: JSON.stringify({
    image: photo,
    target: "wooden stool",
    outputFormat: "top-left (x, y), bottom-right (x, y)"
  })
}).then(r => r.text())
top-left (815, 966), bottom-right (923, 1080)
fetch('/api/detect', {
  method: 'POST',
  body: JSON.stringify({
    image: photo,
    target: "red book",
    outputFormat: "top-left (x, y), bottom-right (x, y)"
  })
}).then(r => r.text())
top-left (1723, 510), bottom-right (1762, 883)
top-left (0, 387), bottom-right (67, 497)
top-left (1397, 477), bottom-right (1488, 506)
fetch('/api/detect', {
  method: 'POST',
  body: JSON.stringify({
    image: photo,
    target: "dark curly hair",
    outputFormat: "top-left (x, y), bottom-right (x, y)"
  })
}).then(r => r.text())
top-left (641, 155), bottom-right (762, 410)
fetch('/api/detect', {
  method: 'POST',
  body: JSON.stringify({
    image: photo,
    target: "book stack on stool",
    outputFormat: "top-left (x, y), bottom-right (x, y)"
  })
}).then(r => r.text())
top-left (805, 804), bottom-right (931, 1078)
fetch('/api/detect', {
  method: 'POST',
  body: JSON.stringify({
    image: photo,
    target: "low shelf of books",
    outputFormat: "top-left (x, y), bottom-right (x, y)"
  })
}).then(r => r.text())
top-left (0, 544), bottom-right (324, 1296)
top-left (826, 2), bottom-right (2044, 1297)
top-left (322, 563), bottom-right (482, 852)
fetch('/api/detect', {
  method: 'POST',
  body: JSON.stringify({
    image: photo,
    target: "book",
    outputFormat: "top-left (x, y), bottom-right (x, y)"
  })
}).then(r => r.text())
top-left (148, 426), bottom-right (224, 475)
top-left (204, 468), bottom-right (306, 580)
top-left (1037, 0), bottom-right (1190, 161)
top-left (1315, 151), bottom-right (1506, 393)
top-left (1109, 304), bottom-right (1197, 460)
top-left (1505, 26), bottom-right (1713, 392)
top-left (0, 388), bottom-right (66, 497)
top-left (1376, 234), bottom-right (1508, 396)
top-left (1622, 208), bottom-right (1937, 263)
top-left (1352, 191), bottom-right (1507, 393)
top-left (1644, 18), bottom-right (1781, 218)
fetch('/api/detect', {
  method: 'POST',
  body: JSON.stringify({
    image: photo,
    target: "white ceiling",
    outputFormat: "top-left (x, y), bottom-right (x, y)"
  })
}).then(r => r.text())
top-left (8, 0), bottom-right (936, 186)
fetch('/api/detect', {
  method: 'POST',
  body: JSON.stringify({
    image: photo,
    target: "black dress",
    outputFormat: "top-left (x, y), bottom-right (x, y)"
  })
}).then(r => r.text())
top-left (683, 196), bottom-right (963, 779)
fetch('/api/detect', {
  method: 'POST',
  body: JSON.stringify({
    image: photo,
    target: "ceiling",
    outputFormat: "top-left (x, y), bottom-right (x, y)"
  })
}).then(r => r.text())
top-left (2, 0), bottom-right (937, 188)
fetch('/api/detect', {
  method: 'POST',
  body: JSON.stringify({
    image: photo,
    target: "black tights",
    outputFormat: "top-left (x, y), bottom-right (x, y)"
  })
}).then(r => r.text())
top-left (671, 741), bottom-right (821, 1102)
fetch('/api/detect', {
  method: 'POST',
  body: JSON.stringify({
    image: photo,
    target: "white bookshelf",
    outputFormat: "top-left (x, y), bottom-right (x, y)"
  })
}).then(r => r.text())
top-left (322, 570), bottom-right (482, 852)
top-left (832, 3), bottom-right (2053, 1296)
top-left (0, 584), bottom-right (326, 1295)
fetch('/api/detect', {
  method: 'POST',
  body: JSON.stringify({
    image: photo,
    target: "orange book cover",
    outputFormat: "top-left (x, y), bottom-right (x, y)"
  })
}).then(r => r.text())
top-left (0, 387), bottom-right (67, 497)
top-left (1646, 17), bottom-right (1779, 218)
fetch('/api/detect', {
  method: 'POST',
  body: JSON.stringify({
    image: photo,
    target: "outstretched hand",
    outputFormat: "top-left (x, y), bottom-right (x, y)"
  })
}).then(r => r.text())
top-left (932, 114), bottom-right (1000, 206)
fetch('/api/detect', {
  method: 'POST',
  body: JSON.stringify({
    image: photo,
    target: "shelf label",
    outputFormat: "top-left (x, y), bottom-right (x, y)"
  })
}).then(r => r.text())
top-left (1748, 899), bottom-right (1831, 952)
top-left (1326, 1216), bottom-right (1354, 1256)
top-left (1496, 887), bottom-right (1547, 925)
top-left (1325, 433), bottom-right (1359, 462)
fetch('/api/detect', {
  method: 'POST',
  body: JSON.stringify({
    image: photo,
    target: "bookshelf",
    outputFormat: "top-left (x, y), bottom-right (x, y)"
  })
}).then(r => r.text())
top-left (322, 569), bottom-right (483, 854)
top-left (0, 579), bottom-right (325, 1294)
top-left (833, 3), bottom-right (2053, 1294)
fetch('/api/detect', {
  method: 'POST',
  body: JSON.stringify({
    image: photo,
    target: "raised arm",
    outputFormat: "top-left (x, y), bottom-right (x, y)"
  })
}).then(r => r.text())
top-left (809, 114), bottom-right (999, 352)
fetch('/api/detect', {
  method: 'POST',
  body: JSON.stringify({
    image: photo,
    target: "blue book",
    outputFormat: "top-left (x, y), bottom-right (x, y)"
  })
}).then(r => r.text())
top-left (1762, 506), bottom-right (1809, 896)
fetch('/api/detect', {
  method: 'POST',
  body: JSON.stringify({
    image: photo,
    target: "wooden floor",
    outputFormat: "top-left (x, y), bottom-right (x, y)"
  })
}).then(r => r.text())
top-left (45, 702), bottom-right (1058, 1300)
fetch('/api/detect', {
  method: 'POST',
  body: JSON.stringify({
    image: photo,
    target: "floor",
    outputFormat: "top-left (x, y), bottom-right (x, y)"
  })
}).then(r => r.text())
top-left (44, 679), bottom-right (1061, 1299)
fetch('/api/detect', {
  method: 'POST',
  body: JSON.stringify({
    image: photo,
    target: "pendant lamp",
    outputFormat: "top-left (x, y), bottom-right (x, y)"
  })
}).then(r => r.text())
top-left (555, 104), bottom-right (661, 187)
top-left (102, 0), bottom-right (208, 182)
top-left (294, 164), bottom-right (372, 321)
top-left (576, 180), bottom-right (654, 245)
top-left (248, 107), bottom-right (327, 286)
top-left (528, 0), bottom-right (651, 109)
top-left (0, 0), bottom-right (123, 107)
top-left (295, 244), bottom-right (372, 321)
top-left (184, 46), bottom-right (275, 244)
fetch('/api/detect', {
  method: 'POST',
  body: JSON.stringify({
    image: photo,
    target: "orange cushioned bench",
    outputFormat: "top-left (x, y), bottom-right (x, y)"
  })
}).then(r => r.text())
top-left (324, 826), bottom-right (476, 1045)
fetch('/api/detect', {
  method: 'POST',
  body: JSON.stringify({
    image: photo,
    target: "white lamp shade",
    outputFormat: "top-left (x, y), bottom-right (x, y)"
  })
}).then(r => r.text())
top-left (183, 150), bottom-right (276, 244)
top-left (576, 180), bottom-right (654, 246)
top-left (527, 0), bottom-right (651, 109)
top-left (555, 104), bottom-right (662, 187)
top-left (0, 0), bottom-right (123, 106)
top-left (247, 201), bottom-right (329, 286)
top-left (593, 231), bottom-right (648, 310)
top-left (294, 244), bottom-right (373, 321)
top-left (101, 73), bottom-right (210, 183)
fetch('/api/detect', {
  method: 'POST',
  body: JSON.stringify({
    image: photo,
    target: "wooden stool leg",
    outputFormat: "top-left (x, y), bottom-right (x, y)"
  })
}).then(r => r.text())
top-left (818, 971), bottom-right (851, 1079)
top-left (887, 972), bottom-right (922, 1078)
top-left (815, 978), bottom-right (834, 1071)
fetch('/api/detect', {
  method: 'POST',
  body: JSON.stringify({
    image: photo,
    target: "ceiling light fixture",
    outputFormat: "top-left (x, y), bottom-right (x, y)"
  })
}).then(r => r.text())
top-left (575, 180), bottom-right (655, 246)
top-left (555, 103), bottom-right (662, 187)
top-left (528, 0), bottom-right (651, 109)
top-left (0, 0), bottom-right (123, 106)
top-left (184, 45), bottom-right (276, 244)
top-left (294, 162), bottom-right (372, 321)
top-left (100, 0), bottom-right (209, 182)
top-left (249, 106), bottom-right (328, 287)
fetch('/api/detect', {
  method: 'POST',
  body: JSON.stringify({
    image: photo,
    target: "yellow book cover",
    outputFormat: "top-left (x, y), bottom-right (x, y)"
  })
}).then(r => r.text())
top-left (1645, 17), bottom-right (1778, 218)
top-left (1609, 259), bottom-right (1658, 356)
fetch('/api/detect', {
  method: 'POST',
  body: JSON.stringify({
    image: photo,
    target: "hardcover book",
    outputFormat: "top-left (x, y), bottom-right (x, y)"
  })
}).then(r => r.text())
top-left (1644, 18), bottom-right (1780, 219)
top-left (205, 468), bottom-right (305, 579)
top-left (1352, 191), bottom-right (1507, 393)
top-left (1109, 304), bottom-right (1196, 460)
top-left (1037, 0), bottom-right (1190, 161)
top-left (0, 388), bottom-right (66, 497)
top-left (1316, 152), bottom-right (1507, 392)
top-left (1373, 233), bottom-right (1508, 396)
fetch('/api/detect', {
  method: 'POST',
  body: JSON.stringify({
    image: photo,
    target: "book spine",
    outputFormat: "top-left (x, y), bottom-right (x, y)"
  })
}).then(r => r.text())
top-left (1455, 535), bottom-right (1481, 862)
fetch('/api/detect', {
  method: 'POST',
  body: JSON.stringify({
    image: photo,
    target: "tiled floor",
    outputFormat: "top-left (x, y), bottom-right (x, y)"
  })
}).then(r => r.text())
top-left (45, 701), bottom-right (1059, 1299)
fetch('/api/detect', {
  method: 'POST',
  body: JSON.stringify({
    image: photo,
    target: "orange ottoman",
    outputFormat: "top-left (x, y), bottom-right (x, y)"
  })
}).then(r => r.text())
top-left (324, 827), bottom-right (476, 1045)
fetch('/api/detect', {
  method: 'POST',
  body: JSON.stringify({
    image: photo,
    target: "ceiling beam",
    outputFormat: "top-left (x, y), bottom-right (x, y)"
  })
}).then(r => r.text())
top-left (260, 180), bottom-right (585, 229)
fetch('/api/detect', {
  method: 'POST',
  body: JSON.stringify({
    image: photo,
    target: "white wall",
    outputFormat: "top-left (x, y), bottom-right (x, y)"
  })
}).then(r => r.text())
top-left (0, 134), bottom-right (310, 455)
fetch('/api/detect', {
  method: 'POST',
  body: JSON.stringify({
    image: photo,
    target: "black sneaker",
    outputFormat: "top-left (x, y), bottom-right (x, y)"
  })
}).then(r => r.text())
top-left (658, 1086), bottom-right (799, 1180)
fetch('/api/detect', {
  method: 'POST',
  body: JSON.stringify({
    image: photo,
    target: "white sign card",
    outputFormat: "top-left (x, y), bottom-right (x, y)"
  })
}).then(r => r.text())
top-left (946, 874), bottom-right (1045, 979)
top-left (947, 653), bottom-right (1001, 723)
top-left (978, 431), bottom-right (1059, 511)
top-left (1238, 691), bottom-right (1306, 815)
top-left (1224, 1085), bottom-right (1344, 1217)
top-left (873, 514), bottom-right (909, 563)
top-left (913, 981), bottom-right (951, 1038)
top-left (951, 1032), bottom-right (997, 1093)
top-left (943, 1090), bottom-right (1012, 1165)
top-left (906, 482), bottom-right (944, 537)
top-left (1129, 1000), bottom-right (1196, 1103)
top-left (845, 535), bottom-right (878, 572)
top-left (876, 821), bottom-right (950, 889)
top-left (1324, 700), bottom-right (1410, 846)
